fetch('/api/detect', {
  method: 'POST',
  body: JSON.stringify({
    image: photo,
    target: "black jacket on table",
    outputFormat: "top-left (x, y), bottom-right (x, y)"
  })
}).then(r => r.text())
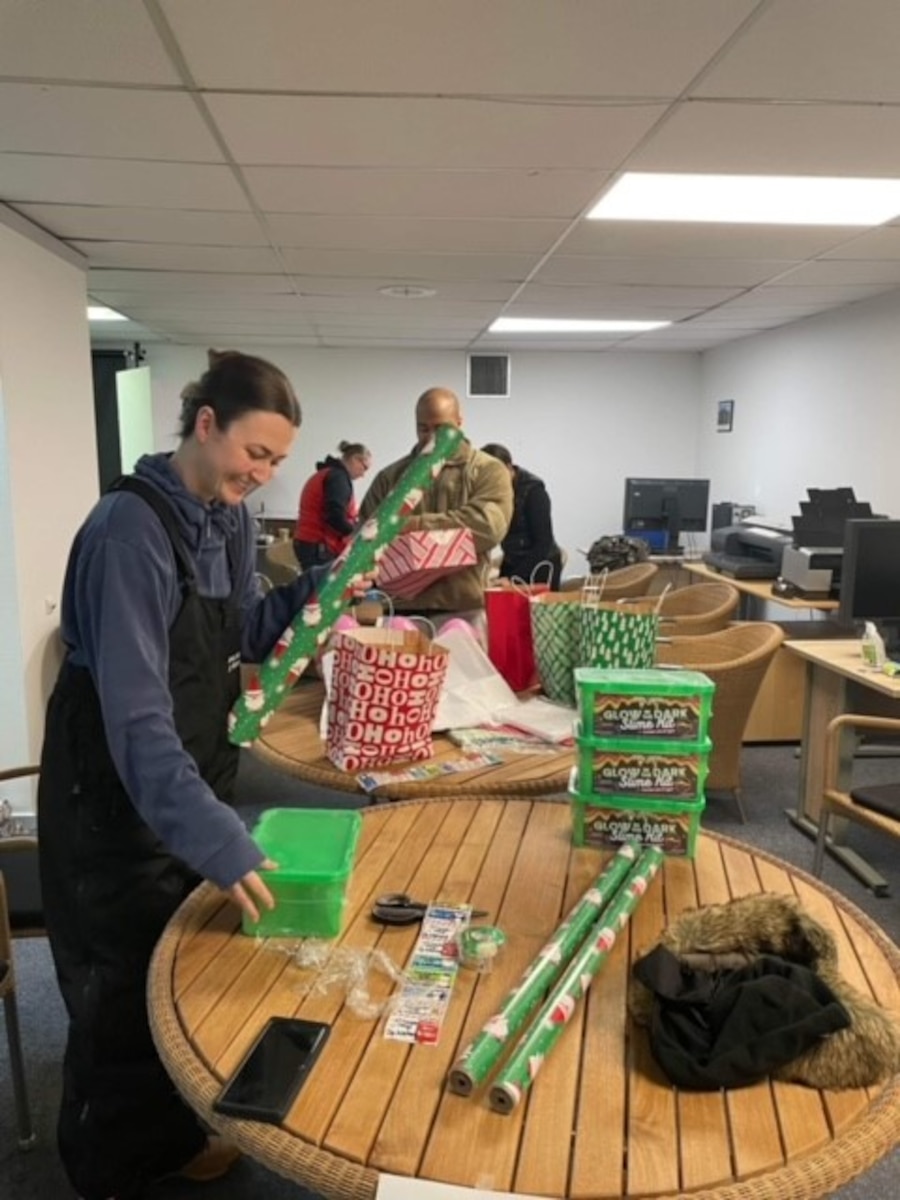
top-left (499, 467), bottom-right (562, 588)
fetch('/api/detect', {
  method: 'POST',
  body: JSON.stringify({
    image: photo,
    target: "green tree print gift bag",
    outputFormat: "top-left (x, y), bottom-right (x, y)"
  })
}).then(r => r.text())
top-left (579, 596), bottom-right (660, 670)
top-left (530, 592), bottom-right (583, 705)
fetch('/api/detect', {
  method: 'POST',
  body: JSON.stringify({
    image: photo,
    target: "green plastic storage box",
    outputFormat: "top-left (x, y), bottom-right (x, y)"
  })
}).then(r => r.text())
top-left (242, 808), bottom-right (362, 938)
top-left (573, 722), bottom-right (711, 802)
top-left (574, 667), bottom-right (715, 742)
top-left (568, 768), bottom-right (705, 858)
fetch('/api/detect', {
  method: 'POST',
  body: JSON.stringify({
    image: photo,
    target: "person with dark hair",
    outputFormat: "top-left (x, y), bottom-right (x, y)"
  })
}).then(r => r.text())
top-left (481, 442), bottom-right (563, 588)
top-left (37, 349), bottom-right (322, 1200)
top-left (293, 439), bottom-right (372, 570)
top-left (360, 388), bottom-right (512, 625)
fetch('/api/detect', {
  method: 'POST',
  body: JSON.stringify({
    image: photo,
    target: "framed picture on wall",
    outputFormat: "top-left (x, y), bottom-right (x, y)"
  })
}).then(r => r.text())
top-left (717, 399), bottom-right (735, 433)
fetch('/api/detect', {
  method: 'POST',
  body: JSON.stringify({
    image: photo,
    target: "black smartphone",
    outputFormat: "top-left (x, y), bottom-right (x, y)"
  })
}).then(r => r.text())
top-left (212, 1017), bottom-right (330, 1124)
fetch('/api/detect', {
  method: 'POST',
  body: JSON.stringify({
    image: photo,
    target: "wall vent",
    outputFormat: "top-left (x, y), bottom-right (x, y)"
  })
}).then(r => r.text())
top-left (467, 353), bottom-right (510, 399)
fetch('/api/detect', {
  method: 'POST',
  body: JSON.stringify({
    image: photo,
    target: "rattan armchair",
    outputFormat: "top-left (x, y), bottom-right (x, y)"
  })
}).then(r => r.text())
top-left (813, 714), bottom-right (900, 879)
top-left (655, 622), bottom-right (785, 821)
top-left (657, 580), bottom-right (740, 636)
top-left (560, 561), bottom-right (659, 598)
top-left (264, 536), bottom-right (301, 586)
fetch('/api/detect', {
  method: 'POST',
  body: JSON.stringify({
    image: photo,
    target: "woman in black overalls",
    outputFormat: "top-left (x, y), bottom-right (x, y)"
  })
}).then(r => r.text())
top-left (38, 351), bottom-right (320, 1200)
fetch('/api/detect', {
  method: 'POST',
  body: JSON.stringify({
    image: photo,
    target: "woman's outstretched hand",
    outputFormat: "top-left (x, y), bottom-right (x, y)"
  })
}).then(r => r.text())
top-left (228, 858), bottom-right (277, 923)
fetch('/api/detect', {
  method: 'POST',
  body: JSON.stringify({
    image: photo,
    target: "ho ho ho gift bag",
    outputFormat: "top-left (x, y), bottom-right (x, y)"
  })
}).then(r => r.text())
top-left (325, 627), bottom-right (449, 771)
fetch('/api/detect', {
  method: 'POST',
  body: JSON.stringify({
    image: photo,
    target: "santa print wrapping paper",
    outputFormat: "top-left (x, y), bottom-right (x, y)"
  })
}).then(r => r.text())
top-left (375, 527), bottom-right (477, 600)
top-left (228, 424), bottom-right (463, 746)
top-left (326, 627), bottom-right (450, 771)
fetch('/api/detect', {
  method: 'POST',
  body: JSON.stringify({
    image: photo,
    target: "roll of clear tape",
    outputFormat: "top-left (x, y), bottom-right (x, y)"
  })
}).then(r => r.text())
top-left (459, 926), bottom-right (506, 972)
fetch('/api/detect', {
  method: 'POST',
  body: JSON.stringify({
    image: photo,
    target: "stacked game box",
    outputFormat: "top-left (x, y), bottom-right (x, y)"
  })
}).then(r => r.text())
top-left (569, 667), bottom-right (715, 857)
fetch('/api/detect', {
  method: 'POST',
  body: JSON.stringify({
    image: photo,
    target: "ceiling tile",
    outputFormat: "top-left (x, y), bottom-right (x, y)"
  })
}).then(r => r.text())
top-left (532, 256), bottom-right (796, 288)
top-left (13, 204), bottom-right (269, 245)
top-left (73, 241), bottom-right (282, 272)
top-left (694, 0), bottom-right (900, 103)
top-left (0, 154), bottom-right (249, 209)
top-left (0, 0), bottom-right (179, 83)
top-left (627, 101), bottom-right (900, 175)
top-left (281, 248), bottom-right (536, 282)
top-left (265, 214), bottom-right (566, 254)
top-left (822, 226), bottom-right (900, 261)
top-left (771, 259), bottom-right (900, 287)
top-left (88, 270), bottom-right (295, 293)
top-left (560, 220), bottom-right (859, 260)
top-left (162, 0), bottom-right (755, 94)
top-left (0, 85), bottom-right (223, 161)
top-left (207, 94), bottom-right (666, 170)
top-left (289, 276), bottom-right (518, 302)
top-left (244, 166), bottom-right (609, 218)
top-left (512, 282), bottom-right (742, 311)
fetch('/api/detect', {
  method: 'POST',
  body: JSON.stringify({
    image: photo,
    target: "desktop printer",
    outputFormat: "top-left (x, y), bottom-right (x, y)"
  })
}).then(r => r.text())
top-left (777, 486), bottom-right (875, 598)
top-left (702, 523), bottom-right (793, 579)
top-left (779, 545), bottom-right (843, 599)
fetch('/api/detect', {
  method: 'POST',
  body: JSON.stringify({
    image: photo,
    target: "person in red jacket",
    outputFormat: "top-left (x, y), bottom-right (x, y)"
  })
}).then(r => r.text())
top-left (293, 440), bottom-right (372, 569)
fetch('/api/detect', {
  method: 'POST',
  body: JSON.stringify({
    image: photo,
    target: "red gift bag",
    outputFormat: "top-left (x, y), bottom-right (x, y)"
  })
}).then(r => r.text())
top-left (485, 579), bottom-right (550, 691)
top-left (376, 528), bottom-right (477, 600)
top-left (325, 627), bottom-right (449, 771)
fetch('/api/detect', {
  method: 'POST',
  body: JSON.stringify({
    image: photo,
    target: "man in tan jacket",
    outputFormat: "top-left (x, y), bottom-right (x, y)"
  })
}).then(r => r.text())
top-left (359, 387), bottom-right (513, 622)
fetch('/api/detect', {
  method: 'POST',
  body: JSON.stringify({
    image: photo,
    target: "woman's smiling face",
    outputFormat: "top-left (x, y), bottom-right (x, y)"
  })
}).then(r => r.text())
top-left (194, 406), bottom-right (296, 504)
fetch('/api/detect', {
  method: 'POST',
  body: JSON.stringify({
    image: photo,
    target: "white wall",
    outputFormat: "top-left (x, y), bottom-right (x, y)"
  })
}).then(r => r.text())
top-left (698, 289), bottom-right (900, 524)
top-left (146, 345), bottom-right (703, 565)
top-left (0, 215), bottom-right (97, 772)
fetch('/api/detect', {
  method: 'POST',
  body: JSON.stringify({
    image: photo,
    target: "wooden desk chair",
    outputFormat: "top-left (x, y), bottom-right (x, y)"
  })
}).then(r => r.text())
top-left (813, 714), bottom-right (900, 878)
top-left (559, 561), bottom-right (659, 598)
top-left (657, 580), bottom-right (740, 636)
top-left (656, 622), bottom-right (785, 821)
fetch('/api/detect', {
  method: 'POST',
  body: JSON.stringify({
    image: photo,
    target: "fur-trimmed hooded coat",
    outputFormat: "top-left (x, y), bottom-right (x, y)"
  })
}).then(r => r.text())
top-left (629, 894), bottom-right (900, 1090)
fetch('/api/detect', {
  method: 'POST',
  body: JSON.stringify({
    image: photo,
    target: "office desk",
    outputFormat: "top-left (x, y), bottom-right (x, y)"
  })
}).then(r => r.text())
top-left (681, 563), bottom-right (837, 743)
top-left (149, 797), bottom-right (900, 1200)
top-left (684, 562), bottom-right (839, 618)
top-left (786, 640), bottom-right (900, 894)
top-left (252, 681), bottom-right (574, 800)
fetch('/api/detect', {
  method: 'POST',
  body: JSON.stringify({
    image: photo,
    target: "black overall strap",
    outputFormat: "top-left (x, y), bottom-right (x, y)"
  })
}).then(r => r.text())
top-left (108, 475), bottom-right (197, 585)
top-left (109, 475), bottom-right (242, 586)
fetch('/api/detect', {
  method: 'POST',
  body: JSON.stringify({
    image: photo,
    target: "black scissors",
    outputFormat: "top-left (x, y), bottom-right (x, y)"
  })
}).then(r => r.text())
top-left (371, 892), bottom-right (488, 926)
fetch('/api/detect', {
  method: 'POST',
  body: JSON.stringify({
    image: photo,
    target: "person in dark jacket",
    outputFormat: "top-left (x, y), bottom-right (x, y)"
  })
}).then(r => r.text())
top-left (293, 440), bottom-right (372, 570)
top-left (37, 350), bottom-right (322, 1200)
top-left (481, 443), bottom-right (562, 588)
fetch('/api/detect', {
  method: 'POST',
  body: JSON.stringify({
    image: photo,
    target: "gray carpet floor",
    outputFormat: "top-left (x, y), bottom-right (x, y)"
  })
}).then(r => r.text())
top-left (2, 743), bottom-right (898, 1199)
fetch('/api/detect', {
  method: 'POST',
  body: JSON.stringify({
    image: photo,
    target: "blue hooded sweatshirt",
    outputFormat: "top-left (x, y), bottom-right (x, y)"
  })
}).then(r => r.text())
top-left (59, 452), bottom-right (321, 889)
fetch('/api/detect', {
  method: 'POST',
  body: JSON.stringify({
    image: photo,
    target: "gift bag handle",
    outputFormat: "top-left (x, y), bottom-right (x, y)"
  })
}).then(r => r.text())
top-left (581, 569), bottom-right (608, 608)
top-left (529, 560), bottom-right (555, 588)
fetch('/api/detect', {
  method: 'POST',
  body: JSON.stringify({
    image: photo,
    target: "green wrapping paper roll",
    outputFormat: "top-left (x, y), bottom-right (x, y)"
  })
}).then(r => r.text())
top-left (447, 842), bottom-right (642, 1097)
top-left (228, 424), bottom-right (464, 745)
top-left (488, 846), bottom-right (663, 1115)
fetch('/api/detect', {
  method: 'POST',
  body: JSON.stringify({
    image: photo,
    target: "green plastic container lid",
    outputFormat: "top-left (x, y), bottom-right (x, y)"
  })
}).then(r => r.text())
top-left (251, 808), bottom-right (362, 882)
top-left (574, 720), bottom-right (713, 757)
top-left (575, 667), bottom-right (715, 694)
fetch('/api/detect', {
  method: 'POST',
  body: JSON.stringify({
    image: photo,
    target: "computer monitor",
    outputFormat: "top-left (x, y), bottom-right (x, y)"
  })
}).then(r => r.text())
top-left (622, 477), bottom-right (710, 554)
top-left (838, 518), bottom-right (900, 651)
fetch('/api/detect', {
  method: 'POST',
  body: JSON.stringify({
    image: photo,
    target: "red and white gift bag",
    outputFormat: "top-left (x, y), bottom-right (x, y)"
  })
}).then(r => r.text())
top-left (325, 627), bottom-right (450, 771)
top-left (375, 528), bottom-right (477, 600)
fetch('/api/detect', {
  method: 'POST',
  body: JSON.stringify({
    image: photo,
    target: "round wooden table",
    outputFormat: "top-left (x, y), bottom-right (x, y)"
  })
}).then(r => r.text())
top-left (251, 680), bottom-right (575, 800)
top-left (149, 798), bottom-right (900, 1200)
